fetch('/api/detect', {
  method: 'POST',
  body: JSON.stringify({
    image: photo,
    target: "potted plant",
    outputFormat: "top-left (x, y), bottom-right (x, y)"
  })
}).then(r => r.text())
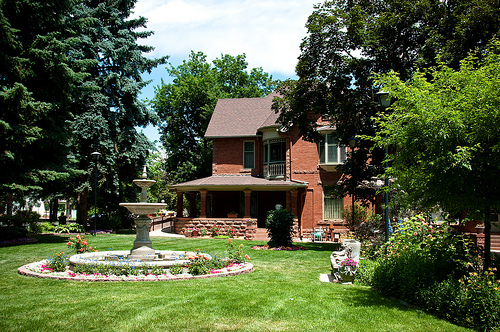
top-left (339, 257), bottom-right (358, 283)
top-left (227, 211), bottom-right (238, 218)
top-left (475, 222), bottom-right (485, 234)
top-left (191, 227), bottom-right (200, 237)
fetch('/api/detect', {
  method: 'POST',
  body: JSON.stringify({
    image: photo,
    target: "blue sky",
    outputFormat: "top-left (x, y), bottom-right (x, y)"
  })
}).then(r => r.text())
top-left (132, 0), bottom-right (320, 143)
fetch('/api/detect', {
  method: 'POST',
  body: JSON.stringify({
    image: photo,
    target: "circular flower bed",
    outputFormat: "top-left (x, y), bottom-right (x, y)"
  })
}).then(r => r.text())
top-left (18, 260), bottom-right (253, 282)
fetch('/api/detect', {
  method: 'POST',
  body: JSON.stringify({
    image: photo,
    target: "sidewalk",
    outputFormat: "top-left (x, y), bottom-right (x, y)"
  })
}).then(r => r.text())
top-left (149, 227), bottom-right (185, 238)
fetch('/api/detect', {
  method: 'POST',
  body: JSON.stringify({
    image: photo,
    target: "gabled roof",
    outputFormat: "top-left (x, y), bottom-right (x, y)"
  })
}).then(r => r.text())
top-left (205, 92), bottom-right (280, 138)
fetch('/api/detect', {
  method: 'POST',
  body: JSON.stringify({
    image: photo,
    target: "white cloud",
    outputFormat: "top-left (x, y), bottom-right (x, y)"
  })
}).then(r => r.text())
top-left (133, 0), bottom-right (319, 76)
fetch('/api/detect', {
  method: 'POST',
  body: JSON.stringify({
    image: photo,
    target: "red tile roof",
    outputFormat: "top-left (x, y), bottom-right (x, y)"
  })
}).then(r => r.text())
top-left (205, 92), bottom-right (280, 138)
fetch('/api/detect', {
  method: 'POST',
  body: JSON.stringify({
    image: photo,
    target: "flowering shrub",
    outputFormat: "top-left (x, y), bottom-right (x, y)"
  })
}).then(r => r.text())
top-left (210, 224), bottom-right (224, 237)
top-left (340, 258), bottom-right (358, 267)
top-left (209, 224), bottom-right (236, 238)
top-left (46, 252), bottom-right (69, 272)
top-left (66, 234), bottom-right (98, 254)
top-left (418, 268), bottom-right (500, 331)
top-left (370, 214), bottom-right (500, 331)
top-left (227, 240), bottom-right (247, 263)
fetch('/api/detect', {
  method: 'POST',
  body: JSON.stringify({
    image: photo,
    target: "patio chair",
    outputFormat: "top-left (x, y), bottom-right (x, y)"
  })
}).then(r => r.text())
top-left (312, 227), bottom-right (326, 242)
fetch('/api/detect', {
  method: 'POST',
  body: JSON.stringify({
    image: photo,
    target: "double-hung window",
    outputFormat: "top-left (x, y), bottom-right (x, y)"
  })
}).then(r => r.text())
top-left (243, 141), bottom-right (255, 169)
top-left (324, 190), bottom-right (343, 219)
top-left (318, 133), bottom-right (347, 165)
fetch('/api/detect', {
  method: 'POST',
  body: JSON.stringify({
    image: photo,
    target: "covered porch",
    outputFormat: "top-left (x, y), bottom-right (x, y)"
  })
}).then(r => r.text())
top-left (170, 175), bottom-right (308, 240)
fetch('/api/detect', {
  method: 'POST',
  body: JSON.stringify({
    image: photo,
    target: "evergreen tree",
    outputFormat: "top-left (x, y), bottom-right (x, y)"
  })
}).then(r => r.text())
top-left (67, 0), bottom-right (167, 225)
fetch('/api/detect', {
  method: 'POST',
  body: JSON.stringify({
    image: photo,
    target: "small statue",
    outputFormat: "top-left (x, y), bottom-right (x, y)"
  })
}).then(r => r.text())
top-left (330, 239), bottom-right (361, 281)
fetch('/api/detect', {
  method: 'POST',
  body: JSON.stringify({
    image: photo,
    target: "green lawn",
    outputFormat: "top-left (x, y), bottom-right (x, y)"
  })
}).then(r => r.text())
top-left (0, 234), bottom-right (472, 332)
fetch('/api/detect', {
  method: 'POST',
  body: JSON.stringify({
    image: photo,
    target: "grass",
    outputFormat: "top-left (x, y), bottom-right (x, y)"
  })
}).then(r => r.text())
top-left (0, 234), bottom-right (473, 332)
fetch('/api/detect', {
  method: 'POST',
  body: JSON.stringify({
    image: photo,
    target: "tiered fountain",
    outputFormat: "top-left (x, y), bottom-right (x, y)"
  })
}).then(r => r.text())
top-left (69, 166), bottom-right (197, 269)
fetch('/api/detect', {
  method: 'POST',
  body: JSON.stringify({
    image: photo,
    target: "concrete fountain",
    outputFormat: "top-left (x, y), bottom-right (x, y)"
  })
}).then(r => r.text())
top-left (69, 166), bottom-right (197, 269)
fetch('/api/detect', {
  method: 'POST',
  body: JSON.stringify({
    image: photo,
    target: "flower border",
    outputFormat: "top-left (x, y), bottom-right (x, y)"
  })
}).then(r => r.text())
top-left (18, 261), bottom-right (254, 282)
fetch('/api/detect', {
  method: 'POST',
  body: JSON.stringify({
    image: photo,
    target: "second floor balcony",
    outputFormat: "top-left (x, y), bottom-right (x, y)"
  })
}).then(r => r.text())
top-left (264, 162), bottom-right (286, 180)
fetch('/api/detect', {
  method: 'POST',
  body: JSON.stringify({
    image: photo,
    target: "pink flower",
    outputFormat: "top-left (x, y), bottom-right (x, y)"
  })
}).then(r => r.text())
top-left (245, 254), bottom-right (251, 261)
top-left (66, 242), bottom-right (71, 246)
top-left (413, 232), bottom-right (418, 236)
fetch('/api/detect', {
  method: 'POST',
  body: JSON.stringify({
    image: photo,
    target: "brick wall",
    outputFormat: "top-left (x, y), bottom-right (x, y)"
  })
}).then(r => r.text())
top-left (173, 217), bottom-right (258, 240)
top-left (212, 137), bottom-right (261, 176)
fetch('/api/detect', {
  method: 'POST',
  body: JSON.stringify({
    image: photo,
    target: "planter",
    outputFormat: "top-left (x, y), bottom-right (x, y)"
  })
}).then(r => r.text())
top-left (339, 272), bottom-right (355, 283)
top-left (339, 266), bottom-right (356, 283)
top-left (191, 230), bottom-right (199, 238)
top-left (227, 213), bottom-right (238, 218)
top-left (185, 231), bottom-right (192, 238)
top-left (476, 226), bottom-right (485, 234)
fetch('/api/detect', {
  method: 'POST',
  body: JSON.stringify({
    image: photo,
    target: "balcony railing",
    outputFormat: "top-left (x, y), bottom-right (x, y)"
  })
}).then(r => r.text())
top-left (264, 162), bottom-right (286, 179)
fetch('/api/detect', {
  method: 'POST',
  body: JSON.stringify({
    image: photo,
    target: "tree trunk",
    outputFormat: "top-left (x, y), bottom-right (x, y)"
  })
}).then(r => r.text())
top-left (6, 193), bottom-right (13, 216)
top-left (484, 207), bottom-right (491, 271)
top-left (76, 187), bottom-right (88, 226)
top-left (49, 198), bottom-right (58, 221)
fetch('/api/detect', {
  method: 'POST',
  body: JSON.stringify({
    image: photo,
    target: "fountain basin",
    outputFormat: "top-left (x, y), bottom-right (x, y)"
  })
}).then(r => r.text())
top-left (119, 203), bottom-right (167, 215)
top-left (69, 250), bottom-right (200, 268)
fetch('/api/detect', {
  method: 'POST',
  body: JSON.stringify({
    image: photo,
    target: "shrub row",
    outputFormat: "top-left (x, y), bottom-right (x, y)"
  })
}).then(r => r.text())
top-left (357, 215), bottom-right (500, 331)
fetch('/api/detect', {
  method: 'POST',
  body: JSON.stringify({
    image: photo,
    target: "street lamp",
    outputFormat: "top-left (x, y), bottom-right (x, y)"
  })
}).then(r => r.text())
top-left (376, 91), bottom-right (391, 242)
top-left (91, 151), bottom-right (101, 236)
top-left (348, 136), bottom-right (357, 227)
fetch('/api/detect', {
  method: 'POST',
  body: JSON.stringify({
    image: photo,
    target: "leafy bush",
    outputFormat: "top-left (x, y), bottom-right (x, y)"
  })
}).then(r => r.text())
top-left (66, 234), bottom-right (97, 254)
top-left (356, 259), bottom-right (379, 286)
top-left (37, 222), bottom-right (56, 233)
top-left (0, 226), bottom-right (28, 241)
top-left (0, 211), bottom-right (40, 237)
top-left (372, 215), bottom-right (477, 302)
top-left (54, 223), bottom-right (85, 233)
top-left (265, 208), bottom-right (295, 247)
top-left (370, 215), bottom-right (500, 331)
top-left (227, 239), bottom-right (245, 264)
top-left (46, 252), bottom-right (69, 272)
top-left (418, 269), bottom-right (500, 331)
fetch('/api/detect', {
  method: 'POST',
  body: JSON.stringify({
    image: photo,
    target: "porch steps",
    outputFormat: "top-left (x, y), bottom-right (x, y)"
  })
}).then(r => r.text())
top-left (253, 228), bottom-right (270, 242)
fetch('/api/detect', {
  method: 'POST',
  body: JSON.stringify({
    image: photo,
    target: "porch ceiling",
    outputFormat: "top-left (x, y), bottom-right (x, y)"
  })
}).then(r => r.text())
top-left (170, 175), bottom-right (308, 192)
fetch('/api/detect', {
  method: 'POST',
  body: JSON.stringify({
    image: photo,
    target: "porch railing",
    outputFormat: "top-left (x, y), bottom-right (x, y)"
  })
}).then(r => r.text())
top-left (264, 162), bottom-right (286, 179)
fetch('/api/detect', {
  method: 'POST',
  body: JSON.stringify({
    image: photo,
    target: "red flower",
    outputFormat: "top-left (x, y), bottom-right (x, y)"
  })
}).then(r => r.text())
top-left (245, 254), bottom-right (251, 261)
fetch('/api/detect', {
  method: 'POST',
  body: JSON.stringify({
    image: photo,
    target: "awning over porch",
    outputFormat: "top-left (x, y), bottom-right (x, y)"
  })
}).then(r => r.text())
top-left (170, 175), bottom-right (308, 192)
top-left (169, 175), bottom-right (308, 219)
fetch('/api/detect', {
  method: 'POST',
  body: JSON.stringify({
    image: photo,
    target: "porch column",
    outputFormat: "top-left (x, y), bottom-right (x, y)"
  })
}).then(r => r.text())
top-left (189, 192), bottom-right (196, 218)
top-left (176, 191), bottom-right (183, 217)
top-left (244, 189), bottom-right (252, 218)
top-left (199, 190), bottom-right (208, 218)
top-left (290, 189), bottom-right (298, 217)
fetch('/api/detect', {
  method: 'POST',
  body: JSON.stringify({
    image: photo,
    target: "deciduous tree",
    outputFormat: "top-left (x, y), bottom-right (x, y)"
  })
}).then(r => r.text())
top-left (152, 51), bottom-right (277, 183)
top-left (273, 0), bottom-right (500, 203)
top-left (372, 40), bottom-right (500, 268)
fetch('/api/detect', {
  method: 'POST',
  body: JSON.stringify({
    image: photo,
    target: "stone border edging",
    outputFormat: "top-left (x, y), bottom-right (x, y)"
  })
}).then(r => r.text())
top-left (18, 262), bottom-right (254, 282)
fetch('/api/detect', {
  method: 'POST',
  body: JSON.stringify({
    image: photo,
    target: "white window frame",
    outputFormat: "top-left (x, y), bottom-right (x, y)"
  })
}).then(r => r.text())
top-left (243, 141), bottom-right (255, 169)
top-left (318, 133), bottom-right (347, 165)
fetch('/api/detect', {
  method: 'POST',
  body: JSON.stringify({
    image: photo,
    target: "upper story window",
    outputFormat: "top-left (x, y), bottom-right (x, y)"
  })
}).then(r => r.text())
top-left (318, 133), bottom-right (347, 165)
top-left (263, 139), bottom-right (286, 179)
top-left (243, 141), bottom-right (255, 169)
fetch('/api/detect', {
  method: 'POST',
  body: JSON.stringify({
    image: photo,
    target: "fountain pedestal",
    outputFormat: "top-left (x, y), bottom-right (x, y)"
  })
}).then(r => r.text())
top-left (130, 215), bottom-right (155, 259)
top-left (119, 166), bottom-right (167, 260)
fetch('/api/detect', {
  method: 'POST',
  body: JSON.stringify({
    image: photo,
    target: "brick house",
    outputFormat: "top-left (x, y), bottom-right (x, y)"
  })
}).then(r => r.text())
top-left (169, 92), bottom-right (364, 240)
